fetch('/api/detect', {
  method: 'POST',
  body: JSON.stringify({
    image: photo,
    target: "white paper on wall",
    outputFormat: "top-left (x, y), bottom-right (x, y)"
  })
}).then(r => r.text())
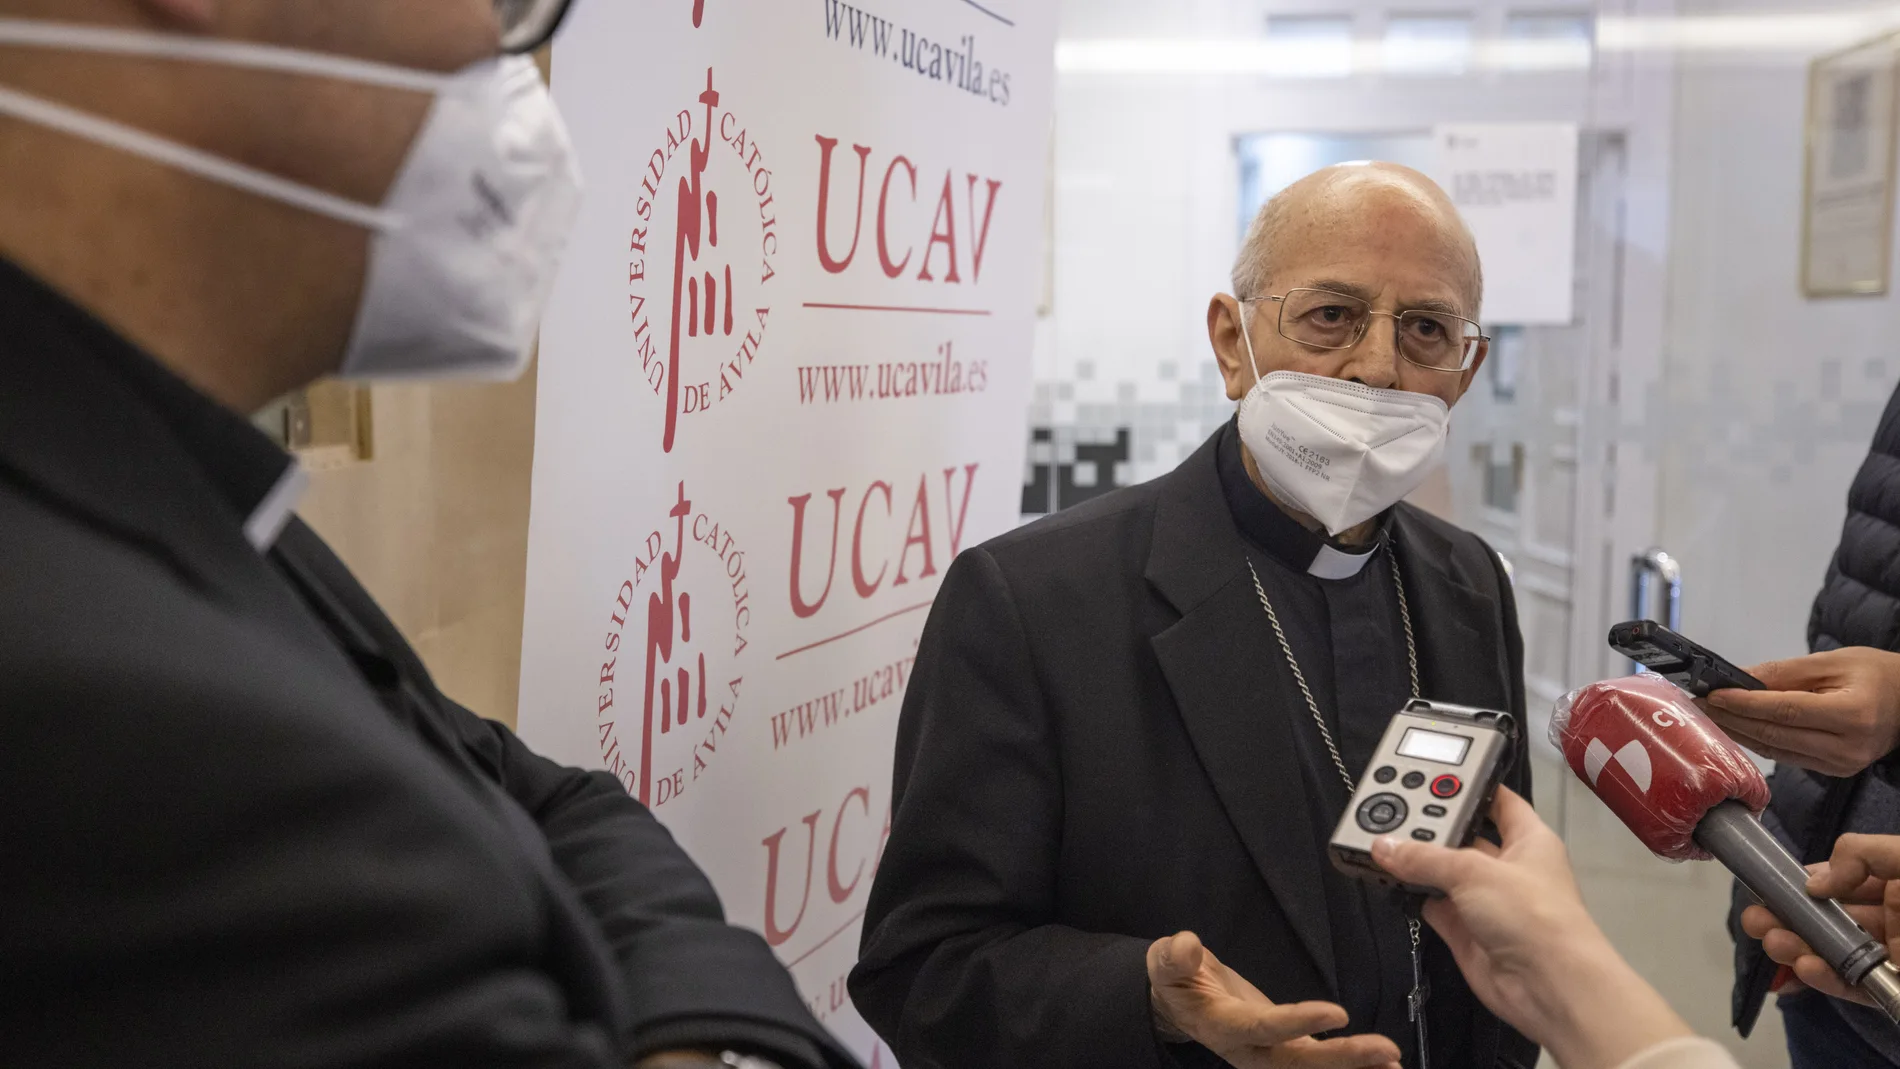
top-left (1433, 122), bottom-right (1580, 325)
top-left (516, 2), bottom-right (1056, 1062)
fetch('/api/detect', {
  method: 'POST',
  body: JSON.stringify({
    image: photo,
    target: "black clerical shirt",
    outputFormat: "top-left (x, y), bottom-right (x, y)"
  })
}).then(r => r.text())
top-left (0, 255), bottom-right (838, 1068)
top-left (1215, 419), bottom-right (1429, 1063)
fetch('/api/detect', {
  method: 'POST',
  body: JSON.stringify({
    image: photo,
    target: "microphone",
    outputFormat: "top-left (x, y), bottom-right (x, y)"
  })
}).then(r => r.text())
top-left (1553, 674), bottom-right (1900, 1022)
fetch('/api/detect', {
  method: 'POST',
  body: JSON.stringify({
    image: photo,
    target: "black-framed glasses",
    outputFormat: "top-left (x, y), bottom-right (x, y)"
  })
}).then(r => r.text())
top-left (495, 0), bottom-right (576, 53)
top-left (1243, 287), bottom-right (1489, 373)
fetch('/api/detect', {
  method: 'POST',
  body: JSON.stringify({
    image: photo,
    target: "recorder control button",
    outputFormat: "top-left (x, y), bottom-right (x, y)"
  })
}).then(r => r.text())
top-left (1401, 771), bottom-right (1426, 790)
top-left (1356, 793), bottom-right (1408, 834)
top-left (1373, 765), bottom-right (1397, 784)
top-left (1411, 829), bottom-right (1437, 842)
top-left (1423, 804), bottom-right (1447, 818)
top-left (1431, 775), bottom-right (1463, 799)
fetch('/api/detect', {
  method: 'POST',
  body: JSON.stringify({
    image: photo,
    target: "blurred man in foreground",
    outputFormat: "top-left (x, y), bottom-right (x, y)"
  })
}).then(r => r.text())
top-left (853, 163), bottom-right (1534, 1067)
top-left (0, 2), bottom-right (853, 1066)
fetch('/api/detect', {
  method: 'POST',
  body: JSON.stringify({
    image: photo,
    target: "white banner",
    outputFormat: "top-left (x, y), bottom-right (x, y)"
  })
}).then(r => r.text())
top-left (517, 1), bottom-right (1056, 1062)
top-left (1433, 122), bottom-right (1580, 325)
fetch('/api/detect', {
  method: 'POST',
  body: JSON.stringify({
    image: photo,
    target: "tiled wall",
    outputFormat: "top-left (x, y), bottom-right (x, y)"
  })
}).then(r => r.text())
top-left (1020, 358), bottom-right (1235, 516)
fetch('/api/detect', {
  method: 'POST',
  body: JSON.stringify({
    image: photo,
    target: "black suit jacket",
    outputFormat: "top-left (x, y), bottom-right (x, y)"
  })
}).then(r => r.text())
top-left (849, 431), bottom-right (1536, 1068)
top-left (0, 261), bottom-right (857, 1068)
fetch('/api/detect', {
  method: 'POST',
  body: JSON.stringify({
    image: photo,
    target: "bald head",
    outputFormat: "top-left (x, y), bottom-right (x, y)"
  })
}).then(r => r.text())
top-left (1233, 162), bottom-right (1483, 317)
top-left (1208, 161), bottom-right (1491, 414)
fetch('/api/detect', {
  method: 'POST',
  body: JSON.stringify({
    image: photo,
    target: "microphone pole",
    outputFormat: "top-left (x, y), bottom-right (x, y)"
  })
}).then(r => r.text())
top-left (1695, 800), bottom-right (1900, 1022)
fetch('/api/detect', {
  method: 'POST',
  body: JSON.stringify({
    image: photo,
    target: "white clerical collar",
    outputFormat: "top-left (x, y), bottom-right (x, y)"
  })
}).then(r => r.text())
top-left (1218, 420), bottom-right (1392, 581)
top-left (243, 460), bottom-right (309, 551)
top-left (1307, 541), bottom-right (1379, 580)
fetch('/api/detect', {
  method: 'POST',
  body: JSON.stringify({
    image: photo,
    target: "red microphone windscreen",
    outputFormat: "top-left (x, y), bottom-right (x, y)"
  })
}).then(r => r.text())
top-left (1551, 674), bottom-right (1770, 860)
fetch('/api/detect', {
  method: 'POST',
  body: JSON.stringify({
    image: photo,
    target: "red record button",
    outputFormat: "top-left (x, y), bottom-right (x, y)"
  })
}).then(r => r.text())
top-left (1430, 774), bottom-right (1463, 799)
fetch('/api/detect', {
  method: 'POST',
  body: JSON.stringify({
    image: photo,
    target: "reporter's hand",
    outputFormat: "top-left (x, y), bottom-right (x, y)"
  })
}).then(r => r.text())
top-left (1371, 788), bottom-right (1693, 1069)
top-left (1146, 931), bottom-right (1400, 1069)
top-left (1704, 648), bottom-right (1900, 776)
top-left (1739, 832), bottom-right (1900, 1005)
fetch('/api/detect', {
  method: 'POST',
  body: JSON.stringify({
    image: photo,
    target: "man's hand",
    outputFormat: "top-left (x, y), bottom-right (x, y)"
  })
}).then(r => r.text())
top-left (1740, 832), bottom-right (1900, 1005)
top-left (1704, 648), bottom-right (1900, 776)
top-left (1146, 931), bottom-right (1400, 1069)
top-left (1371, 788), bottom-right (1694, 1069)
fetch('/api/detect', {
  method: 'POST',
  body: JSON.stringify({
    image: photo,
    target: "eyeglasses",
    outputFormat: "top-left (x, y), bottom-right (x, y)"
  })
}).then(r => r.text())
top-left (1242, 287), bottom-right (1488, 373)
top-left (495, 0), bottom-right (577, 54)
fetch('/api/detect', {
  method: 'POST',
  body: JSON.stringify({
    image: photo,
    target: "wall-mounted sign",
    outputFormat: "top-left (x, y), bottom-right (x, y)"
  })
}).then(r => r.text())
top-left (1802, 32), bottom-right (1900, 298)
top-left (1433, 122), bottom-right (1580, 325)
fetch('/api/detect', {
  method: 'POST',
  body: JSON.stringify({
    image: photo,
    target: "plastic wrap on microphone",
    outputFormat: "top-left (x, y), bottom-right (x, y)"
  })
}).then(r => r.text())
top-left (1549, 674), bottom-right (1771, 861)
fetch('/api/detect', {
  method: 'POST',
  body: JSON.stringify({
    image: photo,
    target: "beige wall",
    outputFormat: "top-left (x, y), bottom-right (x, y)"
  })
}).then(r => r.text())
top-left (296, 367), bottom-right (538, 729)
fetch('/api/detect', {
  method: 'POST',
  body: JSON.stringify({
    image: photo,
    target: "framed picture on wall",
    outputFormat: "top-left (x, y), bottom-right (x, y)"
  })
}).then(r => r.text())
top-left (1802, 31), bottom-right (1900, 297)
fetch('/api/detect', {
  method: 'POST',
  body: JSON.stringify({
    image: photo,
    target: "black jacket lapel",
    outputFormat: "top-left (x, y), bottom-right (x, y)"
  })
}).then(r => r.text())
top-left (1144, 434), bottom-right (1339, 994)
top-left (1151, 582), bottom-right (1340, 994)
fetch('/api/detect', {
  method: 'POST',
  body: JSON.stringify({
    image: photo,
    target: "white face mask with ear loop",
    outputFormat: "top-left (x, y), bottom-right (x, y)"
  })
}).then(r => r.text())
top-left (1233, 299), bottom-right (1450, 536)
top-left (0, 18), bottom-right (583, 382)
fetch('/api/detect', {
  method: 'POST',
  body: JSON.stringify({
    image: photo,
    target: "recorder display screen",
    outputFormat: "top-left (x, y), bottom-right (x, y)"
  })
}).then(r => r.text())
top-left (1397, 727), bottom-right (1471, 766)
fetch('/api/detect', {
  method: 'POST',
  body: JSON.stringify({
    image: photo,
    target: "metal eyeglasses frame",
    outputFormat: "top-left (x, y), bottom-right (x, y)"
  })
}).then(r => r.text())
top-left (1241, 288), bottom-right (1489, 373)
top-left (495, 0), bottom-right (577, 54)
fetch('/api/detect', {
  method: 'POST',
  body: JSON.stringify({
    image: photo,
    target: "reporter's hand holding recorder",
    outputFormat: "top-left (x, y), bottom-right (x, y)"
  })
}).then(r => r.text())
top-left (1130, 681), bottom-right (1778, 1069)
top-left (1125, 631), bottom-right (1900, 1067)
top-left (1299, 679), bottom-right (1748, 1068)
top-left (1374, 639), bottom-right (1900, 1069)
top-left (1373, 788), bottom-right (1727, 1069)
top-left (1331, 633), bottom-right (1900, 1068)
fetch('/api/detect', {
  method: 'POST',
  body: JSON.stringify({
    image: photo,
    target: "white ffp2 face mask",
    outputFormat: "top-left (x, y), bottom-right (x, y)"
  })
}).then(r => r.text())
top-left (1235, 312), bottom-right (1449, 536)
top-left (0, 20), bottom-right (583, 382)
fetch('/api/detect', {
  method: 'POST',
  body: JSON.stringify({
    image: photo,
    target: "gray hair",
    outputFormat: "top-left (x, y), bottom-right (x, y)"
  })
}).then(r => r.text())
top-left (1231, 194), bottom-right (1291, 300)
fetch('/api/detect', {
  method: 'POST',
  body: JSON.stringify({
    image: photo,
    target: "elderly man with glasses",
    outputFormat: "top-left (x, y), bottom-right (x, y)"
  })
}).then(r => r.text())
top-left (851, 163), bottom-right (1535, 1069)
top-left (0, 3), bottom-right (856, 1068)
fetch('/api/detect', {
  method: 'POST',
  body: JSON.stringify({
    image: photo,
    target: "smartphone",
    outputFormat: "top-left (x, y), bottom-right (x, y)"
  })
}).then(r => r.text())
top-left (1607, 620), bottom-right (1766, 697)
